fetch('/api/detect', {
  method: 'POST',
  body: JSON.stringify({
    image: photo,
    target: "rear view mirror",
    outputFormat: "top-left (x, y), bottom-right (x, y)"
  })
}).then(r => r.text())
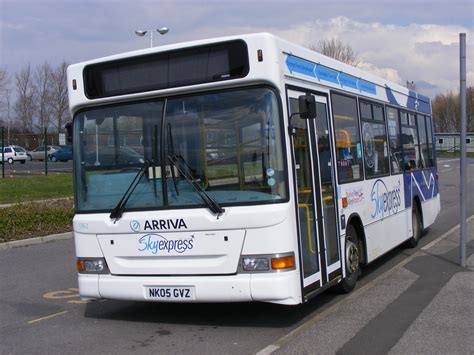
top-left (298, 94), bottom-right (316, 119)
top-left (65, 122), bottom-right (73, 143)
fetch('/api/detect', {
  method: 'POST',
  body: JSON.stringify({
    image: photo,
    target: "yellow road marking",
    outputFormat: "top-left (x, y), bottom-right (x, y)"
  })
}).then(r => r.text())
top-left (67, 300), bottom-right (89, 304)
top-left (43, 288), bottom-right (79, 299)
top-left (28, 311), bottom-right (69, 324)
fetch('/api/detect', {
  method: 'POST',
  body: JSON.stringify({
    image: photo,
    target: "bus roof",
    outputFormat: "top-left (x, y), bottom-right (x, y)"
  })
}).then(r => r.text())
top-left (68, 32), bottom-right (430, 115)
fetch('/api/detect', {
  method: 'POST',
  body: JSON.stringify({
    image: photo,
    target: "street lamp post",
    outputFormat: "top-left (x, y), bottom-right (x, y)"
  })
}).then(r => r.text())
top-left (135, 27), bottom-right (169, 47)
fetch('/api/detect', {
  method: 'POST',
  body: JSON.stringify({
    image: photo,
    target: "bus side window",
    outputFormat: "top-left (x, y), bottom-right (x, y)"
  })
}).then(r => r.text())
top-left (400, 111), bottom-right (421, 171)
top-left (425, 116), bottom-right (434, 167)
top-left (386, 107), bottom-right (402, 174)
top-left (360, 101), bottom-right (389, 178)
top-left (417, 114), bottom-right (431, 169)
top-left (331, 93), bottom-right (362, 183)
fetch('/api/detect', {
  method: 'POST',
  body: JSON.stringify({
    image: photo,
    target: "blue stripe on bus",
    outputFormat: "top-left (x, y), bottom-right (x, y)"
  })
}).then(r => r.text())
top-left (285, 55), bottom-right (377, 95)
top-left (315, 65), bottom-right (339, 84)
top-left (418, 100), bottom-right (431, 114)
top-left (407, 90), bottom-right (417, 110)
top-left (358, 80), bottom-right (376, 95)
top-left (285, 56), bottom-right (316, 77)
top-left (385, 86), bottom-right (399, 105)
top-left (339, 73), bottom-right (358, 89)
top-left (404, 168), bottom-right (438, 208)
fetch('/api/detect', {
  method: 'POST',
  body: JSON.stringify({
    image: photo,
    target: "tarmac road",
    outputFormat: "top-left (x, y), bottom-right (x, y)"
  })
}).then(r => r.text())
top-left (0, 158), bottom-right (473, 354)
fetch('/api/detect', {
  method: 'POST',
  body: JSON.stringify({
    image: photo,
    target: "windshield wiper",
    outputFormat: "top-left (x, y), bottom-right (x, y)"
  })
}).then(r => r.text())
top-left (109, 160), bottom-right (151, 222)
top-left (167, 123), bottom-right (179, 195)
top-left (168, 153), bottom-right (225, 218)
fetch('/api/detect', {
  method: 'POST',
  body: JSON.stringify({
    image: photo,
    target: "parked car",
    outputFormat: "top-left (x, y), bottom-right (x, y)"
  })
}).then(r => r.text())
top-left (1, 145), bottom-right (28, 164)
top-left (27, 145), bottom-right (61, 161)
top-left (85, 146), bottom-right (144, 167)
top-left (49, 146), bottom-right (73, 162)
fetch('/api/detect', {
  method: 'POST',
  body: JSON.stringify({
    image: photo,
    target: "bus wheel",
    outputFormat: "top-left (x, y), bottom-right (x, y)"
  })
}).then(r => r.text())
top-left (406, 204), bottom-right (422, 248)
top-left (336, 224), bottom-right (360, 293)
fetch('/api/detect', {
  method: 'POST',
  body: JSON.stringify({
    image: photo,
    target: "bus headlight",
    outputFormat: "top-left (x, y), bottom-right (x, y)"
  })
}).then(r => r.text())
top-left (242, 257), bottom-right (270, 271)
top-left (76, 258), bottom-right (109, 274)
top-left (240, 253), bottom-right (295, 272)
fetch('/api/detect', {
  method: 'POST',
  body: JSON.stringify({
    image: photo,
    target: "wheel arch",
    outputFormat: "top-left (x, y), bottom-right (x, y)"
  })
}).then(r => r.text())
top-left (346, 213), bottom-right (367, 265)
top-left (412, 195), bottom-right (424, 230)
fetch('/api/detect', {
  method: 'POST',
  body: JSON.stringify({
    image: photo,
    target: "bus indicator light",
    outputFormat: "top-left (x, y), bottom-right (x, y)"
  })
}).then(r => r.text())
top-left (271, 255), bottom-right (295, 270)
top-left (342, 197), bottom-right (348, 208)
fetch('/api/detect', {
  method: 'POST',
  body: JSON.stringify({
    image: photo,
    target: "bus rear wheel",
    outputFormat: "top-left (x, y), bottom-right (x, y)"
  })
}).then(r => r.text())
top-left (406, 204), bottom-right (422, 248)
top-left (336, 224), bottom-right (360, 293)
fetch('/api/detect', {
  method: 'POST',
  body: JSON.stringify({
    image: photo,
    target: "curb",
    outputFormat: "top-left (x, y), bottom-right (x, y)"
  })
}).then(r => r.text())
top-left (0, 197), bottom-right (73, 209)
top-left (0, 232), bottom-right (72, 251)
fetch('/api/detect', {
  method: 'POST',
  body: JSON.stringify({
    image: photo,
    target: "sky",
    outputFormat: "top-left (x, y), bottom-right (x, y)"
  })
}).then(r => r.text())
top-left (1, 0), bottom-right (473, 99)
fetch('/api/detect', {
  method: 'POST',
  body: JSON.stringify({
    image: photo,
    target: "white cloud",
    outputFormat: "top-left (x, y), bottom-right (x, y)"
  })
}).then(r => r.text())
top-left (358, 63), bottom-right (403, 85)
top-left (269, 16), bottom-right (473, 98)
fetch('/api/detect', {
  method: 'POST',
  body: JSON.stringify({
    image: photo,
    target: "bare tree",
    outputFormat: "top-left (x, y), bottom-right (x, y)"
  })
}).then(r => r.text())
top-left (468, 87), bottom-right (474, 132)
top-left (311, 38), bottom-right (360, 67)
top-left (33, 62), bottom-right (53, 133)
top-left (432, 91), bottom-right (460, 133)
top-left (50, 61), bottom-right (70, 133)
top-left (0, 68), bottom-right (9, 118)
top-left (14, 64), bottom-right (36, 133)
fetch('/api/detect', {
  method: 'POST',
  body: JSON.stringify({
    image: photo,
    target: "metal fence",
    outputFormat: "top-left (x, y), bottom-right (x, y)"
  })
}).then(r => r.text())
top-left (1, 127), bottom-right (72, 178)
top-left (435, 132), bottom-right (474, 153)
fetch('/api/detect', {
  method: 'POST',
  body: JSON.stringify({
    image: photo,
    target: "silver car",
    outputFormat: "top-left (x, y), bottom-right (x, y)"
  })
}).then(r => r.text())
top-left (27, 145), bottom-right (61, 161)
top-left (1, 145), bottom-right (28, 164)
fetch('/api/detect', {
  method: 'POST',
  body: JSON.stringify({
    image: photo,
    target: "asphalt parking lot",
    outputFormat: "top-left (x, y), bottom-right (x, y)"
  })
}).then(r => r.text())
top-left (1, 160), bottom-right (72, 176)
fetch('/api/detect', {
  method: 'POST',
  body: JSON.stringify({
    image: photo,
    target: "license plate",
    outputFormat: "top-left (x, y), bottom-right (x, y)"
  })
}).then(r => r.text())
top-left (145, 286), bottom-right (195, 301)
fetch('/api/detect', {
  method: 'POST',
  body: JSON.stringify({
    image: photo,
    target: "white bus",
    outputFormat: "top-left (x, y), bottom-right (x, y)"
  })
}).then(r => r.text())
top-left (67, 33), bottom-right (440, 305)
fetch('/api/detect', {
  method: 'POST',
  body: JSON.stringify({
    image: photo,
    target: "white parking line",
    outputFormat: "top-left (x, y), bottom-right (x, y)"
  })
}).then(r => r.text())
top-left (421, 214), bottom-right (474, 251)
top-left (437, 158), bottom-right (460, 163)
top-left (28, 310), bottom-right (69, 324)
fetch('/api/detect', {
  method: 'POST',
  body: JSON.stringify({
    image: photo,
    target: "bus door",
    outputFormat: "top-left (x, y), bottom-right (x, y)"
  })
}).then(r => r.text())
top-left (287, 89), bottom-right (341, 296)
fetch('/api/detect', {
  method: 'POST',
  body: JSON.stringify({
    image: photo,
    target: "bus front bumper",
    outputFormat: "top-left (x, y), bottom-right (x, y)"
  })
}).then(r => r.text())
top-left (78, 270), bottom-right (302, 305)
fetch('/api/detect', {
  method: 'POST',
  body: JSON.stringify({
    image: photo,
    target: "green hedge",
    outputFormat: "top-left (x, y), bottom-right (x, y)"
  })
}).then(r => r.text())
top-left (0, 198), bottom-right (74, 243)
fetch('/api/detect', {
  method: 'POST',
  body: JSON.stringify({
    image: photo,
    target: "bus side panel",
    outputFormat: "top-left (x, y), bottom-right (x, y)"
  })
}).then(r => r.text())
top-left (403, 167), bottom-right (440, 229)
top-left (403, 168), bottom-right (438, 209)
top-left (421, 193), bottom-right (441, 229)
top-left (339, 175), bottom-right (406, 263)
top-left (364, 209), bottom-right (409, 262)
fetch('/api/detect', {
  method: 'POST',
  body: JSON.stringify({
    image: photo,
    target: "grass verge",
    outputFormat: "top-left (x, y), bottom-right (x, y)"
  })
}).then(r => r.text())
top-left (0, 198), bottom-right (74, 243)
top-left (437, 151), bottom-right (474, 158)
top-left (0, 174), bottom-right (73, 204)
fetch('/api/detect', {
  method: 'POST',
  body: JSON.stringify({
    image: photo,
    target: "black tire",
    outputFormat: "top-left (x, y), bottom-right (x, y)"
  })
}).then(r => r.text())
top-left (405, 203), bottom-right (422, 248)
top-left (50, 156), bottom-right (57, 162)
top-left (7, 157), bottom-right (13, 164)
top-left (27, 154), bottom-right (32, 161)
top-left (335, 224), bottom-right (361, 293)
top-left (20, 160), bottom-right (26, 164)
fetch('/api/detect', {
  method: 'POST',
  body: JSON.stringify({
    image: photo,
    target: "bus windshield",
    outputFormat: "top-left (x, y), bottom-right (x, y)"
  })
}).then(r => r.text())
top-left (73, 87), bottom-right (287, 212)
